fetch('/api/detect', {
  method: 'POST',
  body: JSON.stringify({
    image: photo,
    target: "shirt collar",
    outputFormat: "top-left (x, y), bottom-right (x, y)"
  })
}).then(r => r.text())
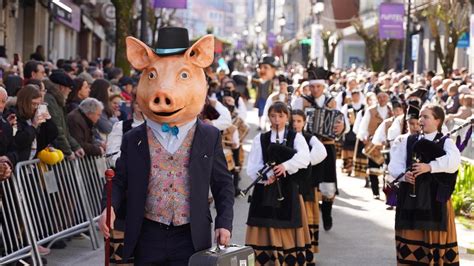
top-left (146, 118), bottom-right (197, 140)
top-left (423, 131), bottom-right (439, 141)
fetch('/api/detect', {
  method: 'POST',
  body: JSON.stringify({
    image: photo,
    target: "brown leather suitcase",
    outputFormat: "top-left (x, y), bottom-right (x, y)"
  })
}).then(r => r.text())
top-left (188, 245), bottom-right (255, 266)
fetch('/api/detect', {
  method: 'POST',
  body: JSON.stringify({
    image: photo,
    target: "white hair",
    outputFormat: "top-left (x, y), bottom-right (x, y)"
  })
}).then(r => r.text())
top-left (79, 97), bottom-right (103, 114)
top-left (0, 86), bottom-right (7, 99)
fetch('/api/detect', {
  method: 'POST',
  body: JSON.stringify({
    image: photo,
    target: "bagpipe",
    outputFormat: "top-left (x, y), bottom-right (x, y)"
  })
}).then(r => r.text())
top-left (240, 125), bottom-right (297, 202)
top-left (382, 118), bottom-right (473, 206)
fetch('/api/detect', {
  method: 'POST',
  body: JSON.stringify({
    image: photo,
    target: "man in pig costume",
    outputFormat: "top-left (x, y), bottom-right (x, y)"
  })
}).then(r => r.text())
top-left (99, 27), bottom-right (234, 265)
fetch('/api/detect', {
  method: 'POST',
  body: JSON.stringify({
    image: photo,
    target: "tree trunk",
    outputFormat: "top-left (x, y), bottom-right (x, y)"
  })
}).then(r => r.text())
top-left (111, 0), bottom-right (134, 75)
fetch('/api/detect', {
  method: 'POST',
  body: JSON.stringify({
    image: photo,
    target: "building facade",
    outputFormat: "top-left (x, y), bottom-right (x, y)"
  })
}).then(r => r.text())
top-left (0, 0), bottom-right (115, 63)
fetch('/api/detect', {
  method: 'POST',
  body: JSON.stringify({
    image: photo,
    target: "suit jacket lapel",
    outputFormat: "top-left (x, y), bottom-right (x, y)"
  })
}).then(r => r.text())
top-left (135, 124), bottom-right (151, 191)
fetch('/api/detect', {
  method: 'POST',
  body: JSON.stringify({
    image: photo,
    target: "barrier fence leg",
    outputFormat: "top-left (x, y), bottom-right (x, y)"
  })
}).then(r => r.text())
top-left (73, 160), bottom-right (100, 250)
top-left (12, 175), bottom-right (43, 266)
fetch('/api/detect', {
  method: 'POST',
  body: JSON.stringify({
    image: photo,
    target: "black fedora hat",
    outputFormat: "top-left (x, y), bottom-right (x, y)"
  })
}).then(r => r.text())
top-left (258, 55), bottom-right (279, 68)
top-left (154, 27), bottom-right (190, 56)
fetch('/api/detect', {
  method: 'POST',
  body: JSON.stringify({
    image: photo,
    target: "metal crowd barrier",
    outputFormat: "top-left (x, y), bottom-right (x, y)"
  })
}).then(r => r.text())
top-left (0, 156), bottom-right (108, 265)
top-left (0, 175), bottom-right (41, 265)
top-left (75, 156), bottom-right (108, 221)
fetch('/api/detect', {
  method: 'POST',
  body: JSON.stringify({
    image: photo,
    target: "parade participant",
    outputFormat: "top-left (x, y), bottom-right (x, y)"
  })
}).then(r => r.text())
top-left (388, 104), bottom-right (461, 265)
top-left (372, 98), bottom-right (404, 147)
top-left (293, 66), bottom-right (346, 231)
top-left (222, 79), bottom-right (247, 120)
top-left (387, 87), bottom-right (428, 141)
top-left (340, 88), bottom-right (364, 174)
top-left (262, 75), bottom-right (291, 120)
top-left (291, 109), bottom-right (327, 261)
top-left (357, 90), bottom-right (393, 199)
top-left (98, 27), bottom-right (234, 265)
top-left (335, 75), bottom-right (358, 110)
top-left (352, 92), bottom-right (375, 181)
top-left (253, 55), bottom-right (278, 130)
top-left (245, 101), bottom-right (312, 265)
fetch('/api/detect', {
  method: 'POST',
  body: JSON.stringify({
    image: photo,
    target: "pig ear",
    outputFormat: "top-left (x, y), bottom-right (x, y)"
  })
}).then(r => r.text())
top-left (184, 35), bottom-right (214, 68)
top-left (126, 36), bottom-right (156, 71)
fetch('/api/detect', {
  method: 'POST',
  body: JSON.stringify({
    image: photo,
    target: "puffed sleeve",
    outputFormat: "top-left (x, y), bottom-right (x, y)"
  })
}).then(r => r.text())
top-left (388, 134), bottom-right (408, 181)
top-left (246, 133), bottom-right (264, 181)
top-left (387, 116), bottom-right (402, 142)
top-left (309, 136), bottom-right (327, 165)
top-left (353, 110), bottom-right (363, 135)
top-left (429, 137), bottom-right (461, 174)
top-left (372, 120), bottom-right (387, 145)
top-left (357, 109), bottom-right (371, 141)
top-left (281, 133), bottom-right (310, 174)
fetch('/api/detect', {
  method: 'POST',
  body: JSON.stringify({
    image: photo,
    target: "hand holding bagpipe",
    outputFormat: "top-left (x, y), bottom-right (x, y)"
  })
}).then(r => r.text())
top-left (240, 141), bottom-right (297, 200)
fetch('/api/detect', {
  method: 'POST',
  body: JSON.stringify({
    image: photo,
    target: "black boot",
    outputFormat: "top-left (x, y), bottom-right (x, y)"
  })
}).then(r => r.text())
top-left (321, 201), bottom-right (333, 231)
top-left (364, 177), bottom-right (370, 188)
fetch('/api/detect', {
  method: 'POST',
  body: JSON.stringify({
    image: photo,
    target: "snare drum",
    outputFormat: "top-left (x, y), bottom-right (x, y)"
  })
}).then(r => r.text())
top-left (362, 142), bottom-right (385, 165)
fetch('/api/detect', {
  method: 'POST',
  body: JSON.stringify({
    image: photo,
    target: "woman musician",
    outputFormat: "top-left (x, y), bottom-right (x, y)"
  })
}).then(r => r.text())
top-left (245, 101), bottom-right (312, 265)
top-left (388, 104), bottom-right (461, 265)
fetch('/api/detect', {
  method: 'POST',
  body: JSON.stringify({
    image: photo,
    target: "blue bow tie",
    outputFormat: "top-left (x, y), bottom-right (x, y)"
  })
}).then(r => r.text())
top-left (161, 123), bottom-right (179, 136)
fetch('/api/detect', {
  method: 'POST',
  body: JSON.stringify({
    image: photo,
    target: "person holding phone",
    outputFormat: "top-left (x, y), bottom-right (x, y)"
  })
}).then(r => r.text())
top-left (13, 85), bottom-right (58, 161)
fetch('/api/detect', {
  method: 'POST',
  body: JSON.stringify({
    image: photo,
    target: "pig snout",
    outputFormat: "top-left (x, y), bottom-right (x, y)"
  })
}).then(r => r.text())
top-left (152, 92), bottom-right (173, 107)
top-left (148, 90), bottom-right (184, 116)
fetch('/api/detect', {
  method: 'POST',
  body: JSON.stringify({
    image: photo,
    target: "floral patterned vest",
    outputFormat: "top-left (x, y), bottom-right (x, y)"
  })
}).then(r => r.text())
top-left (144, 125), bottom-right (196, 225)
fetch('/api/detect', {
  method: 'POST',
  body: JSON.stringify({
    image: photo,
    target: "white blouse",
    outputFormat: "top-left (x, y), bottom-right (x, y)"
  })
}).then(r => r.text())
top-left (246, 129), bottom-right (310, 181)
top-left (388, 131), bottom-right (461, 182)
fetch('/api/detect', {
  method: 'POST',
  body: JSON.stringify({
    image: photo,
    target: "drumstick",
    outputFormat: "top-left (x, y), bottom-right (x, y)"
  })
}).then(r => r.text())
top-left (104, 169), bottom-right (115, 266)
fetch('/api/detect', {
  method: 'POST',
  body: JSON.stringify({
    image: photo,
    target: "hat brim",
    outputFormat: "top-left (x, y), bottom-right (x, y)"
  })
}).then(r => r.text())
top-left (154, 47), bottom-right (188, 56)
top-left (258, 62), bottom-right (278, 68)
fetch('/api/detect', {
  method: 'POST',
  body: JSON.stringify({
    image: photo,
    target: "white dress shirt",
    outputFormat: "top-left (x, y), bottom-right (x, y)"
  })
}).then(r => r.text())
top-left (246, 129), bottom-right (310, 181)
top-left (357, 105), bottom-right (390, 141)
top-left (388, 131), bottom-right (461, 182)
top-left (146, 118), bottom-right (197, 154)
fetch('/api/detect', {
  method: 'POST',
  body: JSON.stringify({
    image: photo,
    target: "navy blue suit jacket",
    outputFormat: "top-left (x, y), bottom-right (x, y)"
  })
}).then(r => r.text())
top-left (105, 119), bottom-right (234, 258)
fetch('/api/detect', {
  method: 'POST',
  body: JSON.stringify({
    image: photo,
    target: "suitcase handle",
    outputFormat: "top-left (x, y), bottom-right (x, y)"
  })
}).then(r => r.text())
top-left (207, 244), bottom-right (242, 254)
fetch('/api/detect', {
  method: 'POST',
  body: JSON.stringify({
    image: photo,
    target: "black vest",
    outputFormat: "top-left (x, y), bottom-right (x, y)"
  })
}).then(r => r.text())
top-left (247, 130), bottom-right (303, 228)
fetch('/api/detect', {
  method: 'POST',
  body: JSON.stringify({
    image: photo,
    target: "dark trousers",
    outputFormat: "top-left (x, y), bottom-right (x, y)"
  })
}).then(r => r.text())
top-left (134, 219), bottom-right (195, 266)
top-left (368, 159), bottom-right (381, 196)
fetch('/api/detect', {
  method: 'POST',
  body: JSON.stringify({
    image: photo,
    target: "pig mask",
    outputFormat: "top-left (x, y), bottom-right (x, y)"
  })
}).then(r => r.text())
top-left (126, 35), bottom-right (215, 127)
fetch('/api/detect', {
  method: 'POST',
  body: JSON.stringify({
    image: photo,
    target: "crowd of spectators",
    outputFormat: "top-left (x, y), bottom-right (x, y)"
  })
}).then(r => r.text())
top-left (0, 47), bottom-right (141, 257)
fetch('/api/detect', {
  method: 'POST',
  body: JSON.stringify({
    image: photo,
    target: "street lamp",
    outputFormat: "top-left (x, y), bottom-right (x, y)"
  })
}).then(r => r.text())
top-left (309, 0), bottom-right (325, 66)
top-left (312, 0), bottom-right (325, 24)
top-left (278, 15), bottom-right (286, 42)
top-left (278, 15), bottom-right (286, 29)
